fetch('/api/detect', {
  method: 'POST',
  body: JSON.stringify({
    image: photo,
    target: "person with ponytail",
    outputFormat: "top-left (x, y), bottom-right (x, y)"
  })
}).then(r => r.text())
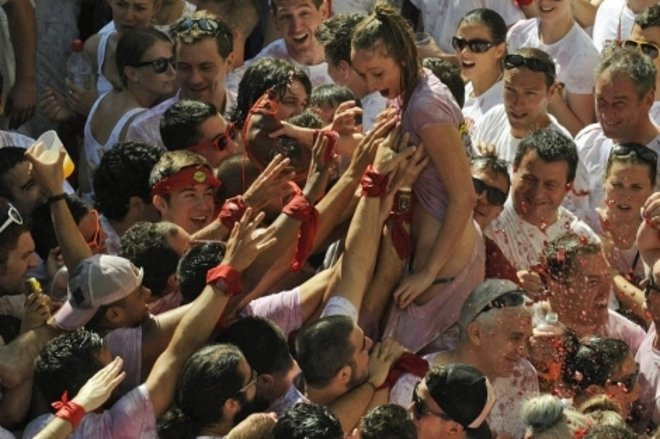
top-left (158, 344), bottom-right (264, 439)
top-left (351, 2), bottom-right (483, 353)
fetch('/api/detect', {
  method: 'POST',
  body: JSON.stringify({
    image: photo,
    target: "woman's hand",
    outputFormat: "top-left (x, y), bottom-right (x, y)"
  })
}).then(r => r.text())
top-left (40, 88), bottom-right (76, 122)
top-left (72, 357), bottom-right (126, 412)
top-left (392, 270), bottom-right (436, 309)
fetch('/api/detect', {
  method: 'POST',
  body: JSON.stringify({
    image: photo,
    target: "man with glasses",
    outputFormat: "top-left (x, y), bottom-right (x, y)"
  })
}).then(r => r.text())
top-left (483, 129), bottom-right (598, 280)
top-left (160, 99), bottom-right (239, 168)
top-left (576, 47), bottom-right (660, 211)
top-left (409, 364), bottom-right (495, 439)
top-left (628, 4), bottom-right (660, 124)
top-left (126, 11), bottom-right (237, 150)
top-left (389, 279), bottom-right (536, 439)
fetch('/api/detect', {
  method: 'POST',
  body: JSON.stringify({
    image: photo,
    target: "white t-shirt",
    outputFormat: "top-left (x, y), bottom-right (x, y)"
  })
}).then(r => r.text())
top-left (635, 326), bottom-right (660, 425)
top-left (485, 200), bottom-right (599, 270)
top-left (651, 100), bottom-right (660, 126)
top-left (575, 123), bottom-right (660, 210)
top-left (409, 0), bottom-right (525, 53)
top-left (225, 39), bottom-right (334, 96)
top-left (592, 0), bottom-right (637, 52)
top-left (507, 19), bottom-right (601, 95)
top-left (0, 130), bottom-right (34, 148)
top-left (463, 80), bottom-right (503, 133)
top-left (471, 104), bottom-right (573, 164)
top-left (361, 91), bottom-right (387, 132)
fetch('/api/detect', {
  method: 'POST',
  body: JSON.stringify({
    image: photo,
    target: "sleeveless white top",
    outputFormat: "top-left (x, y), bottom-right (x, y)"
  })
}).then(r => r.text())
top-left (96, 31), bottom-right (115, 95)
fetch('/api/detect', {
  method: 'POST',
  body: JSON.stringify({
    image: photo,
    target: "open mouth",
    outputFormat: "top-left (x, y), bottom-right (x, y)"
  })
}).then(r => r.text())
top-left (461, 59), bottom-right (476, 69)
top-left (190, 215), bottom-right (209, 228)
top-left (379, 88), bottom-right (390, 98)
top-left (509, 111), bottom-right (528, 120)
top-left (290, 33), bottom-right (309, 44)
top-left (539, 5), bottom-right (555, 13)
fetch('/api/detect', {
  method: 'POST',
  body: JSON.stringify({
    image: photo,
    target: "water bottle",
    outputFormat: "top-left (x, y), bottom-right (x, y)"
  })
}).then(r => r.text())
top-left (66, 39), bottom-right (93, 90)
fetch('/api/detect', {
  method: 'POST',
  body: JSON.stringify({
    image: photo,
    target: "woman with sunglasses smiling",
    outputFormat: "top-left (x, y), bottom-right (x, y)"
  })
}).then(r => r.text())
top-left (453, 8), bottom-right (508, 132)
top-left (507, 0), bottom-right (601, 136)
top-left (79, 28), bottom-right (176, 199)
top-left (583, 143), bottom-right (657, 324)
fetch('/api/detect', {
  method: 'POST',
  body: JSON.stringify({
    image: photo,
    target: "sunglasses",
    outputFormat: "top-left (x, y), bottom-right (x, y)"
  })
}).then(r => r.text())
top-left (611, 144), bottom-right (658, 167)
top-left (411, 381), bottom-right (451, 421)
top-left (0, 203), bottom-right (23, 235)
top-left (85, 209), bottom-right (103, 252)
top-left (473, 177), bottom-right (507, 206)
top-left (190, 123), bottom-right (237, 154)
top-left (623, 39), bottom-right (659, 59)
top-left (133, 57), bottom-right (175, 74)
top-left (476, 290), bottom-right (527, 318)
top-left (644, 273), bottom-right (660, 299)
top-left (236, 368), bottom-right (258, 395)
top-left (608, 364), bottom-right (639, 393)
top-left (504, 54), bottom-right (556, 80)
top-left (452, 36), bottom-right (497, 54)
top-left (175, 17), bottom-right (220, 34)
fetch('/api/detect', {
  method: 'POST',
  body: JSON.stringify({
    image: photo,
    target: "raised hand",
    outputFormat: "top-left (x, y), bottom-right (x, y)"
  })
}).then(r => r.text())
top-left (221, 208), bottom-right (277, 272)
top-left (24, 142), bottom-right (65, 196)
top-left (72, 357), bottom-right (126, 412)
top-left (243, 154), bottom-right (296, 210)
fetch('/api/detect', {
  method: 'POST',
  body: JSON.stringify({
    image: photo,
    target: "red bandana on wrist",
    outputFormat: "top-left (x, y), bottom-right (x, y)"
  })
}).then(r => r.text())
top-left (151, 166), bottom-right (221, 197)
top-left (388, 191), bottom-right (415, 260)
top-left (52, 391), bottom-right (86, 428)
top-left (206, 264), bottom-right (243, 296)
top-left (360, 165), bottom-right (389, 197)
top-left (283, 193), bottom-right (319, 271)
top-left (218, 196), bottom-right (248, 229)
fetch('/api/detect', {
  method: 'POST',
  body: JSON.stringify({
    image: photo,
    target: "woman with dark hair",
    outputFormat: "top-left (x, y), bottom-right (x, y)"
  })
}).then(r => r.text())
top-left (350, 2), bottom-right (481, 353)
top-left (158, 344), bottom-right (262, 439)
top-left (79, 28), bottom-right (176, 199)
top-left (563, 336), bottom-right (640, 420)
top-left (454, 8), bottom-right (507, 130)
top-left (229, 57), bottom-right (312, 130)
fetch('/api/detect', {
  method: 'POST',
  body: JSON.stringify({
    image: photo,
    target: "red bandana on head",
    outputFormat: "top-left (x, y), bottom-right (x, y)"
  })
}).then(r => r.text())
top-left (151, 165), bottom-right (221, 197)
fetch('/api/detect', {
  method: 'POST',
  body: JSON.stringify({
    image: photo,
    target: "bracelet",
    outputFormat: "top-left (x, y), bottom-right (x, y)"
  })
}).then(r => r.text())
top-left (218, 196), bottom-right (247, 229)
top-left (283, 194), bottom-right (319, 271)
top-left (206, 264), bottom-right (243, 296)
top-left (48, 193), bottom-right (67, 204)
top-left (52, 391), bottom-right (86, 428)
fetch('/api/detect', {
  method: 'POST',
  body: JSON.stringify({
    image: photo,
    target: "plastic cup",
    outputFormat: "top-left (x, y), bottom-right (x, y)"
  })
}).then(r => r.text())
top-left (36, 130), bottom-right (75, 178)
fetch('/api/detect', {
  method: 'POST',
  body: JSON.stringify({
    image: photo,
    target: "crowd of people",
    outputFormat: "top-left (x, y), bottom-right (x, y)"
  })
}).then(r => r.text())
top-left (0, 0), bottom-right (659, 437)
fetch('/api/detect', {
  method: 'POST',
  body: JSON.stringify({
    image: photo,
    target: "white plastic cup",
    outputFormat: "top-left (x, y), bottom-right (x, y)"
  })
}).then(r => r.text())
top-left (36, 130), bottom-right (75, 178)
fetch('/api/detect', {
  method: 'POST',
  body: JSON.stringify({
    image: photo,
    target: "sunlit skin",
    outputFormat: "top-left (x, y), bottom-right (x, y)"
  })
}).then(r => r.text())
top-left (154, 182), bottom-right (216, 234)
top-left (193, 115), bottom-right (240, 168)
top-left (503, 68), bottom-right (556, 138)
top-left (273, 0), bottom-right (328, 65)
top-left (176, 38), bottom-right (234, 111)
top-left (109, 0), bottom-right (159, 34)
top-left (595, 73), bottom-right (655, 143)
top-left (455, 22), bottom-right (506, 96)
top-left (471, 166), bottom-right (509, 229)
top-left (275, 80), bottom-right (309, 120)
top-left (535, 0), bottom-right (572, 24)
top-left (347, 325), bottom-right (373, 388)
top-left (630, 25), bottom-right (660, 99)
top-left (350, 45), bottom-right (402, 100)
top-left (512, 150), bottom-right (570, 227)
top-left (325, 54), bottom-right (369, 98)
top-left (0, 232), bottom-right (39, 295)
top-left (131, 40), bottom-right (177, 98)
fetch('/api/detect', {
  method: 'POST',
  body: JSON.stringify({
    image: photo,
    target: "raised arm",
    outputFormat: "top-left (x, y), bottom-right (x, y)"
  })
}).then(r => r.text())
top-left (146, 210), bottom-right (276, 416)
top-left (24, 145), bottom-right (92, 270)
top-left (3, 0), bottom-right (37, 129)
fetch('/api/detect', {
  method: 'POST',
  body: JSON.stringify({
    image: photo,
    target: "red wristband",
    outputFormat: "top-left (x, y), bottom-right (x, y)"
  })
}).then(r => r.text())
top-left (219, 196), bottom-right (248, 229)
top-left (387, 191), bottom-right (414, 260)
top-left (283, 193), bottom-right (319, 271)
top-left (206, 264), bottom-right (243, 296)
top-left (313, 129), bottom-right (339, 162)
top-left (360, 165), bottom-right (389, 197)
top-left (52, 391), bottom-right (85, 428)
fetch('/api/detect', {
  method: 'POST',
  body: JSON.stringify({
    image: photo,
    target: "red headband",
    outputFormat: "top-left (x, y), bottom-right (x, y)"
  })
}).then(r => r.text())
top-left (151, 166), bottom-right (221, 197)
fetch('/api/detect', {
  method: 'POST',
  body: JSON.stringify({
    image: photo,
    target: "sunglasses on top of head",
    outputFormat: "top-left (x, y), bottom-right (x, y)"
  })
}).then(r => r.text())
top-left (504, 54), bottom-right (556, 81)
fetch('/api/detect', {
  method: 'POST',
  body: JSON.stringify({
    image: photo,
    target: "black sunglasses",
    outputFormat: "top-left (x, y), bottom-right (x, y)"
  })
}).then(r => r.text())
top-left (133, 57), bottom-right (175, 74)
top-left (476, 290), bottom-right (527, 318)
top-left (611, 144), bottom-right (658, 167)
top-left (473, 177), bottom-right (507, 206)
top-left (175, 17), bottom-right (220, 34)
top-left (644, 272), bottom-right (660, 299)
top-left (411, 382), bottom-right (451, 421)
top-left (608, 364), bottom-right (639, 393)
top-left (504, 54), bottom-right (555, 80)
top-left (452, 36), bottom-right (497, 54)
top-left (623, 40), bottom-right (659, 59)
